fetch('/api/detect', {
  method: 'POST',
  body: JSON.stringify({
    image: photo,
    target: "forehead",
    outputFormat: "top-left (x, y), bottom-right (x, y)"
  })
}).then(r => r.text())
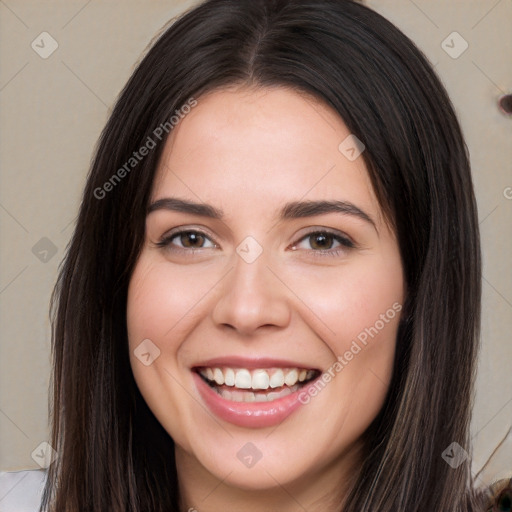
top-left (151, 86), bottom-right (380, 225)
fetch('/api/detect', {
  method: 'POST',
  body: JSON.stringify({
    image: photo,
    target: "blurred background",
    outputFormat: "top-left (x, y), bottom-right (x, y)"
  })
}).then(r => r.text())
top-left (0, 0), bottom-right (510, 491)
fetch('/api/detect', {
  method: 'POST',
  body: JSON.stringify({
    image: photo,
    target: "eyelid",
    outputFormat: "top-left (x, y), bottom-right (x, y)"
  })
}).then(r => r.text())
top-left (154, 225), bottom-right (356, 255)
top-left (155, 226), bottom-right (219, 249)
top-left (290, 227), bottom-right (356, 249)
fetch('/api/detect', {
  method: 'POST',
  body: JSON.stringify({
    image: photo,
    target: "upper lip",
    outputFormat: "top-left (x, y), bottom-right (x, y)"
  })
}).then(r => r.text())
top-left (192, 356), bottom-right (320, 370)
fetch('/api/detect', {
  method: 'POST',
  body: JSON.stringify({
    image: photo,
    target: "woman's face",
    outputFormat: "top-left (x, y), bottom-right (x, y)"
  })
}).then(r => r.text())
top-left (127, 86), bottom-right (404, 499)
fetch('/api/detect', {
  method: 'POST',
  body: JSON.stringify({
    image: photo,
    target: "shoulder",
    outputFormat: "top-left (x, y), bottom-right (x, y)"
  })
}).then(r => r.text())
top-left (0, 469), bottom-right (47, 512)
top-left (477, 477), bottom-right (511, 511)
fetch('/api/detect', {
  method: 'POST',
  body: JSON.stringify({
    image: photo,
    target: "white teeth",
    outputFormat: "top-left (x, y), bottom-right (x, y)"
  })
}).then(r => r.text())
top-left (244, 391), bottom-right (256, 402)
top-left (252, 369), bottom-right (270, 390)
top-left (199, 366), bottom-right (317, 392)
top-left (231, 391), bottom-right (243, 402)
top-left (269, 369), bottom-right (285, 388)
top-left (216, 384), bottom-right (300, 403)
top-left (224, 368), bottom-right (235, 386)
top-left (234, 369), bottom-right (252, 389)
top-left (213, 368), bottom-right (224, 385)
top-left (284, 369), bottom-right (299, 386)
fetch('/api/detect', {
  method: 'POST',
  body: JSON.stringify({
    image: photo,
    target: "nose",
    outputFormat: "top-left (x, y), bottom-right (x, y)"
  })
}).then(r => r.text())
top-left (211, 249), bottom-right (291, 335)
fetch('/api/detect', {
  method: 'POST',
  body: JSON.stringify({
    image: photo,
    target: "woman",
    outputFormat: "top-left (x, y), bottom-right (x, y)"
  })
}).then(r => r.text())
top-left (36, 0), bottom-right (509, 510)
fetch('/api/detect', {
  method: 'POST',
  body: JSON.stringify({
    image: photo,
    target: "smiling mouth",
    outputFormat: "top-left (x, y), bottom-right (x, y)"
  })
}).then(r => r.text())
top-left (195, 366), bottom-right (321, 403)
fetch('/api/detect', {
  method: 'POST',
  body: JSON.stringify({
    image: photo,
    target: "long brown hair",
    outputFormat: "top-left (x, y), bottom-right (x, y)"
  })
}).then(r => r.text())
top-left (41, 0), bottom-right (482, 510)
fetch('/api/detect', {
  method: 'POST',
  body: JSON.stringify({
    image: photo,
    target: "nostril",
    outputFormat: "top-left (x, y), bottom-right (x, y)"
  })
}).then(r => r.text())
top-left (498, 94), bottom-right (512, 115)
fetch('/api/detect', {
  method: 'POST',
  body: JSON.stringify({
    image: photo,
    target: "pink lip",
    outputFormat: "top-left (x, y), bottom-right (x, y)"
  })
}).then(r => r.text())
top-left (193, 372), bottom-right (316, 428)
top-left (191, 356), bottom-right (321, 428)
top-left (192, 356), bottom-right (318, 370)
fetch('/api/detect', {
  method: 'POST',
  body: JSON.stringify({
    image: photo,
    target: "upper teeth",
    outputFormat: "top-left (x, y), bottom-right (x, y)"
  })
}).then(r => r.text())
top-left (199, 367), bottom-right (314, 390)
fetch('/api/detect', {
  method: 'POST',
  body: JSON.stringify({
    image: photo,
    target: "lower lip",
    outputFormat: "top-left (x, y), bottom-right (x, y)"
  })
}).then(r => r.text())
top-left (193, 372), bottom-right (313, 428)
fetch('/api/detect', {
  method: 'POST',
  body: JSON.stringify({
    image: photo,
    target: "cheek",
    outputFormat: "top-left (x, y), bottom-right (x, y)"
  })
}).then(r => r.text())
top-left (126, 257), bottom-right (217, 344)
top-left (285, 249), bottom-right (403, 427)
top-left (126, 256), bottom-right (212, 444)
top-left (126, 258), bottom-right (195, 395)
top-left (288, 254), bottom-right (403, 349)
top-left (126, 254), bottom-right (228, 423)
top-left (292, 263), bottom-right (402, 451)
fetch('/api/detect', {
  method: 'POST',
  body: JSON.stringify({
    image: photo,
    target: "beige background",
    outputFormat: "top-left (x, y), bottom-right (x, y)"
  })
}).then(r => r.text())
top-left (0, 0), bottom-right (510, 490)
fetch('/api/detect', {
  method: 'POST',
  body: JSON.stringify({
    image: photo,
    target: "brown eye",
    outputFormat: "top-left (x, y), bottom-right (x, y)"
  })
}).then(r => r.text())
top-left (290, 229), bottom-right (355, 257)
top-left (309, 233), bottom-right (335, 250)
top-left (156, 229), bottom-right (216, 251)
top-left (180, 232), bottom-right (206, 248)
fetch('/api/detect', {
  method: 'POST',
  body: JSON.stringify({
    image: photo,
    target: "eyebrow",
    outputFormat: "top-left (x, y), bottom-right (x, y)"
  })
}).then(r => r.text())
top-left (147, 197), bottom-right (376, 230)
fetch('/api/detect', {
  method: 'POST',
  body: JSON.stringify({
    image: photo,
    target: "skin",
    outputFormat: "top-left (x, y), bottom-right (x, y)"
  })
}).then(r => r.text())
top-left (126, 85), bottom-right (405, 512)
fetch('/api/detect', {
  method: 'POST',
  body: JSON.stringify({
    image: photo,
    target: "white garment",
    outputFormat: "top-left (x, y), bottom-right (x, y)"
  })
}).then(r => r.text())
top-left (0, 470), bottom-right (46, 512)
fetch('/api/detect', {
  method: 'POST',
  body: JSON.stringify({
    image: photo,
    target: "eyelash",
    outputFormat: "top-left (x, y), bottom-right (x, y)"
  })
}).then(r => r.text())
top-left (155, 228), bottom-right (355, 258)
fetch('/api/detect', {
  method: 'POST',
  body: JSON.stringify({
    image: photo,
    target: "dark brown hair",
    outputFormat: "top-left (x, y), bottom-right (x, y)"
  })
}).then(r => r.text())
top-left (41, 0), bottom-right (482, 510)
